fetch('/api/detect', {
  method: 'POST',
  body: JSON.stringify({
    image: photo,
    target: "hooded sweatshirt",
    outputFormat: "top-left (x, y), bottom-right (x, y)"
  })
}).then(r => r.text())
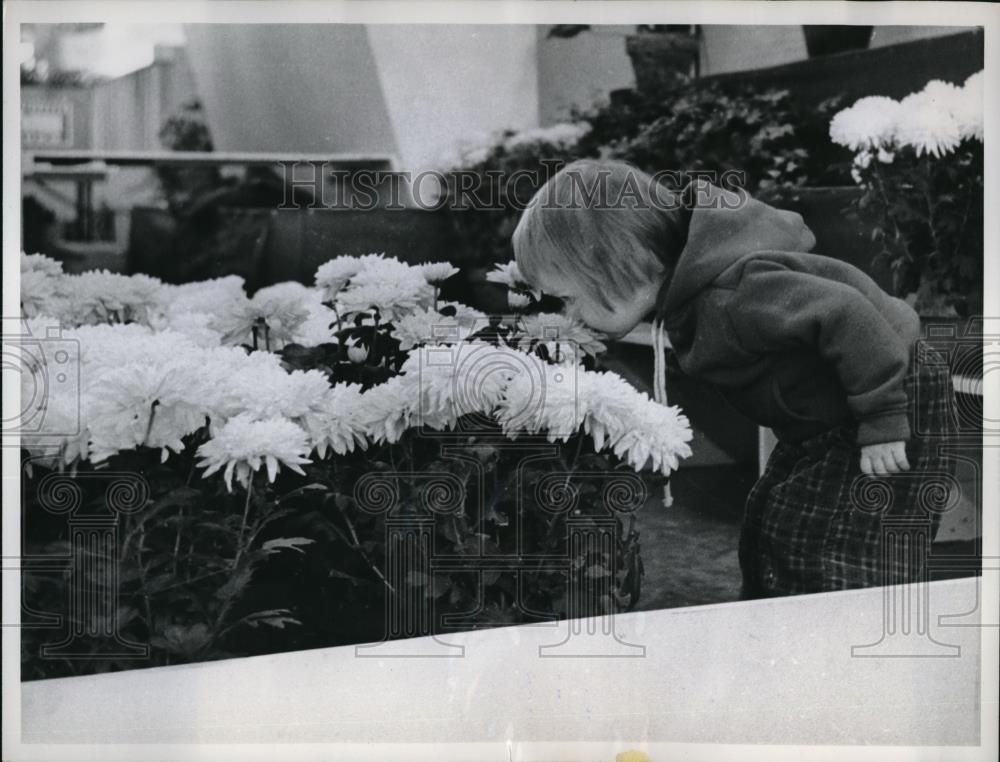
top-left (652, 180), bottom-right (920, 446)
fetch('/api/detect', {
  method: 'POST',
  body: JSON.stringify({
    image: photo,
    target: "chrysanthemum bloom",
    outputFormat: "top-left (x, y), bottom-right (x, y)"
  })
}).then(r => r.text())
top-left (485, 261), bottom-right (542, 300)
top-left (419, 262), bottom-right (459, 285)
top-left (161, 275), bottom-right (246, 317)
top-left (390, 307), bottom-right (464, 351)
top-left (894, 90), bottom-right (962, 157)
top-left (196, 413), bottom-right (312, 491)
top-left (353, 376), bottom-right (412, 443)
top-left (515, 313), bottom-right (607, 360)
top-left (22, 252), bottom-right (65, 277)
top-left (583, 372), bottom-right (692, 475)
top-left (61, 270), bottom-right (166, 327)
top-left (829, 96), bottom-right (902, 152)
top-left (86, 360), bottom-right (212, 462)
top-left (20, 269), bottom-right (65, 318)
top-left (20, 392), bottom-right (91, 468)
top-left (314, 253), bottom-right (389, 300)
top-left (214, 290), bottom-right (308, 350)
top-left (954, 70), bottom-right (984, 142)
top-left (494, 350), bottom-right (581, 440)
top-left (301, 383), bottom-right (370, 457)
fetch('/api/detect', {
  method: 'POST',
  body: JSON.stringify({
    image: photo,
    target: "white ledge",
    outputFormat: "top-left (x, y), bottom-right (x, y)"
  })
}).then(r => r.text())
top-left (16, 577), bottom-right (984, 751)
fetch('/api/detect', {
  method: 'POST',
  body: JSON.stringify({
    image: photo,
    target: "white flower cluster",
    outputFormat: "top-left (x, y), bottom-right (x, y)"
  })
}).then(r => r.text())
top-left (830, 71), bottom-right (983, 161)
top-left (504, 122), bottom-right (592, 152)
top-left (20, 252), bottom-right (692, 490)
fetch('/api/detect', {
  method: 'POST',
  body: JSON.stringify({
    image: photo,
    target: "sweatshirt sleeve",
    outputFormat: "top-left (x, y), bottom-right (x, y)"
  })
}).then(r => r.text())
top-left (726, 259), bottom-right (916, 446)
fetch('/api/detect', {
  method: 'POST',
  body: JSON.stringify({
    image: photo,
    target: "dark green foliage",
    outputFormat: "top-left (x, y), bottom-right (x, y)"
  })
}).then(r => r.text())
top-left (852, 141), bottom-right (983, 316)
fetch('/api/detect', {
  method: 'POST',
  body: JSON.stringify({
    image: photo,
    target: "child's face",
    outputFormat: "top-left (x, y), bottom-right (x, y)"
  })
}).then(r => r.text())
top-left (539, 277), bottom-right (661, 339)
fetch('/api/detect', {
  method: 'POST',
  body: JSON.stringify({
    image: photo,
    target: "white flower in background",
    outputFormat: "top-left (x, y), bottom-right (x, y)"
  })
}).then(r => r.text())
top-left (419, 262), bottom-right (459, 285)
top-left (829, 95), bottom-right (902, 151)
top-left (86, 361), bottom-right (211, 463)
top-left (895, 90), bottom-right (962, 158)
top-left (301, 383), bottom-right (370, 457)
top-left (74, 270), bottom-right (165, 326)
top-left (504, 122), bottom-right (591, 151)
top-left (314, 254), bottom-right (388, 300)
top-left (22, 252), bottom-right (64, 277)
top-left (390, 307), bottom-right (464, 351)
top-left (197, 413), bottom-right (312, 491)
top-left (507, 292), bottom-right (531, 310)
top-left (953, 70), bottom-right (984, 142)
top-left (214, 290), bottom-right (308, 349)
top-left (515, 313), bottom-right (607, 359)
top-left (877, 148), bottom-right (895, 164)
top-left (485, 261), bottom-right (542, 301)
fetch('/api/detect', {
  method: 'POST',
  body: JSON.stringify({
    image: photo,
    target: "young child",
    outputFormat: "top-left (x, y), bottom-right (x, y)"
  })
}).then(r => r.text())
top-left (513, 159), bottom-right (959, 598)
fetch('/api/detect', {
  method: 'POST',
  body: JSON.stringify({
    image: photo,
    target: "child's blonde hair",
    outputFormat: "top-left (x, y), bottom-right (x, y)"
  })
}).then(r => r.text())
top-left (512, 160), bottom-right (686, 310)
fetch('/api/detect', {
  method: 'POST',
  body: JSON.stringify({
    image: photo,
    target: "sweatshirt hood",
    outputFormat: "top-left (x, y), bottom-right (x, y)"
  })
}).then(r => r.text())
top-left (658, 181), bottom-right (817, 317)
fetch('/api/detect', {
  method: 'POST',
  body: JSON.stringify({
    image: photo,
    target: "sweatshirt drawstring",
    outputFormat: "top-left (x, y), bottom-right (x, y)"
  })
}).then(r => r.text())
top-left (651, 319), bottom-right (674, 508)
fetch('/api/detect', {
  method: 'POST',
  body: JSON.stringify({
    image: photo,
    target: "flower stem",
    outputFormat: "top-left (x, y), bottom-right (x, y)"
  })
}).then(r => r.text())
top-left (232, 475), bottom-right (254, 569)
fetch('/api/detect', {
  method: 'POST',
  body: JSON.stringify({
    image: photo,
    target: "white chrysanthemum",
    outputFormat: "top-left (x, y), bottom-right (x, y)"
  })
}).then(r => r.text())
top-left (955, 70), bottom-right (984, 141)
top-left (214, 290), bottom-right (308, 350)
top-left (390, 343), bottom-right (517, 432)
top-left (504, 122), bottom-right (591, 151)
top-left (62, 270), bottom-right (165, 327)
top-left (20, 391), bottom-right (91, 467)
top-left (419, 262), bottom-right (459, 285)
top-left (496, 354), bottom-right (581, 441)
top-left (829, 96), bottom-right (902, 151)
top-left (72, 324), bottom-right (202, 373)
top-left (485, 261), bottom-right (542, 301)
top-left (437, 301), bottom-right (489, 331)
top-left (390, 307), bottom-right (464, 351)
top-left (583, 372), bottom-right (693, 476)
top-left (196, 413), bottom-right (312, 491)
top-left (314, 254), bottom-right (388, 300)
top-left (161, 275), bottom-right (246, 318)
top-left (353, 376), bottom-right (412, 444)
top-left (86, 361), bottom-right (211, 463)
top-left (292, 302), bottom-right (340, 347)
top-left (20, 269), bottom-right (64, 318)
top-left (301, 383), bottom-right (370, 457)
top-left (160, 311), bottom-right (222, 346)
top-left (335, 281), bottom-right (431, 322)
top-left (895, 90), bottom-right (962, 157)
top-left (515, 313), bottom-right (607, 359)
top-left (507, 292), bottom-right (531, 310)
top-left (22, 252), bottom-right (64, 277)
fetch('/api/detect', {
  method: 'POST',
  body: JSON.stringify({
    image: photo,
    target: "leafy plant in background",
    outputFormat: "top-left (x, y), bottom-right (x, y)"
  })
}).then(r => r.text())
top-left (830, 72), bottom-right (984, 316)
top-left (19, 253), bottom-right (691, 679)
top-left (441, 77), bottom-right (849, 271)
top-left (608, 81), bottom-right (847, 193)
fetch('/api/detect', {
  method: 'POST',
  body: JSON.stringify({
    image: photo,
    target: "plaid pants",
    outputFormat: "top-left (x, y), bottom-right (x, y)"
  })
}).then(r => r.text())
top-left (739, 347), bottom-right (960, 598)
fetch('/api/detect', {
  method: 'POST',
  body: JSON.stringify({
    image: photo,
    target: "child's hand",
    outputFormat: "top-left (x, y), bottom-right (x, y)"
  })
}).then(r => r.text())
top-left (860, 441), bottom-right (910, 475)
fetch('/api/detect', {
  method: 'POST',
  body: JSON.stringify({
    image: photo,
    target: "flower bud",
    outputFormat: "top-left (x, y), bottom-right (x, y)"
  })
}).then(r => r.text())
top-left (347, 345), bottom-right (369, 363)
